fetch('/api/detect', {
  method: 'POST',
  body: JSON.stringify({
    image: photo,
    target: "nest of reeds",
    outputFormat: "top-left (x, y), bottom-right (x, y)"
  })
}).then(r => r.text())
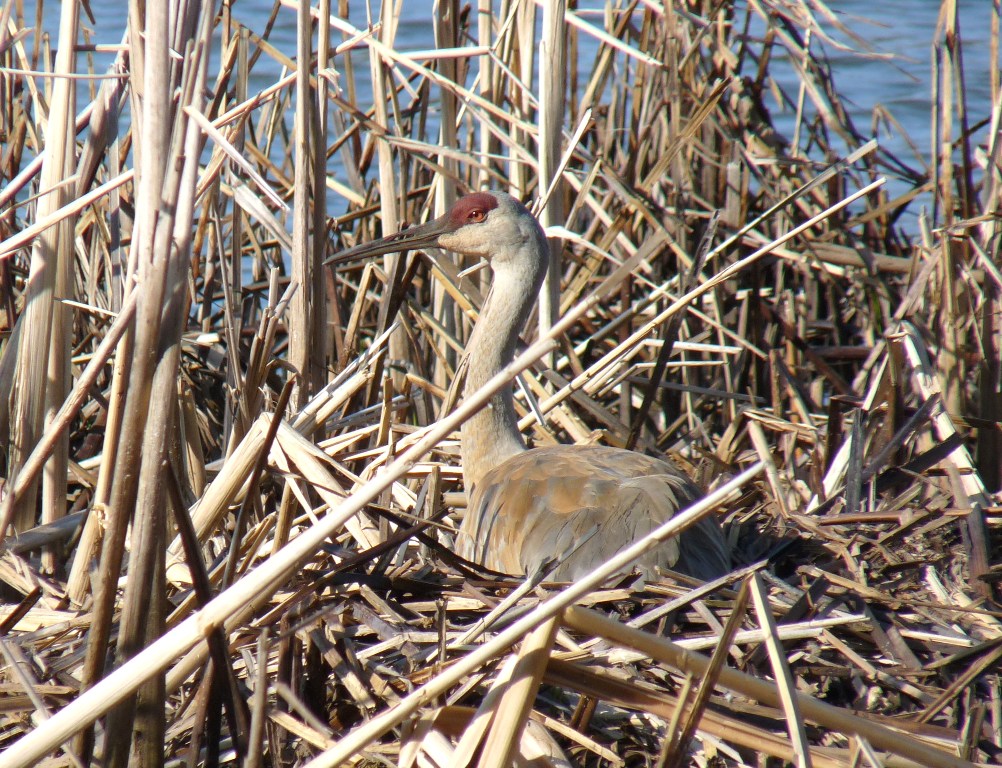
top-left (1, 1), bottom-right (1000, 766)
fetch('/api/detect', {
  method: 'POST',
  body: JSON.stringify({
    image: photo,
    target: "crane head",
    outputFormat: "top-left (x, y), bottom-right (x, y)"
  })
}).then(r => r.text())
top-left (326, 191), bottom-right (547, 268)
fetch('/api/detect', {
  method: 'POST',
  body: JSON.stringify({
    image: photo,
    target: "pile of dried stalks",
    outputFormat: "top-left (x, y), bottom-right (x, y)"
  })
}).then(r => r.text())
top-left (1, 0), bottom-right (1000, 766)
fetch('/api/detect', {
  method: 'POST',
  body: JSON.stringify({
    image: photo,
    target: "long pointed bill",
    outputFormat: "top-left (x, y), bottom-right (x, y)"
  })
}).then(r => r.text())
top-left (325, 213), bottom-right (453, 267)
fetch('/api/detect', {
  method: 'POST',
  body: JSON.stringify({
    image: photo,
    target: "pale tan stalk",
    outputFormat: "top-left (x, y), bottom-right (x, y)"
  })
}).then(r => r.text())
top-left (7, 0), bottom-right (79, 534)
top-left (289, 0), bottom-right (321, 407)
top-left (750, 572), bottom-right (813, 768)
top-left (475, 616), bottom-right (559, 768)
top-left (537, 0), bottom-right (566, 345)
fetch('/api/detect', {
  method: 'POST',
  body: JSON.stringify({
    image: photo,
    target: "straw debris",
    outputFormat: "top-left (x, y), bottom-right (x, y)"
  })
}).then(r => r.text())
top-left (1, 1), bottom-right (1000, 766)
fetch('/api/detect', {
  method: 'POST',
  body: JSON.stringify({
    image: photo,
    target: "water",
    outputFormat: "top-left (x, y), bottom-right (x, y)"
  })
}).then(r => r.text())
top-left (766, 1), bottom-right (996, 173)
top-left (26, 0), bottom-right (1001, 228)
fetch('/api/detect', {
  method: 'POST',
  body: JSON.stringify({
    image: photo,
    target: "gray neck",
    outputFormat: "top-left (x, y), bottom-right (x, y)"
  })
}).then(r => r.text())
top-left (460, 246), bottom-right (547, 491)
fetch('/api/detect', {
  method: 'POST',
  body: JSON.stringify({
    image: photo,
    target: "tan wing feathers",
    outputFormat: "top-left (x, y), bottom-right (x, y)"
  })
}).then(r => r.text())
top-left (457, 445), bottom-right (729, 581)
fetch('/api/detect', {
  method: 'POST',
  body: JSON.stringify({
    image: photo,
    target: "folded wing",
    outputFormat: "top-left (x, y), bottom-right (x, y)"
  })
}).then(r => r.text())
top-left (457, 445), bottom-right (729, 581)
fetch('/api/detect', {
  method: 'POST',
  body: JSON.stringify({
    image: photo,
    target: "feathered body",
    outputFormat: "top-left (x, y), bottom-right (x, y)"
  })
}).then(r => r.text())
top-left (457, 445), bottom-right (729, 581)
top-left (329, 192), bottom-right (730, 581)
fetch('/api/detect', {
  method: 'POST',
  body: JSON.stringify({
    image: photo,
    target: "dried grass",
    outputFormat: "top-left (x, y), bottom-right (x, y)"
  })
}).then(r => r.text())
top-left (1, 1), bottom-right (1001, 767)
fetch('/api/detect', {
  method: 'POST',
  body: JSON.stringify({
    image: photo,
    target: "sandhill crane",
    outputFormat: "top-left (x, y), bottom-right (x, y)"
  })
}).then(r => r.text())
top-left (328, 192), bottom-right (729, 581)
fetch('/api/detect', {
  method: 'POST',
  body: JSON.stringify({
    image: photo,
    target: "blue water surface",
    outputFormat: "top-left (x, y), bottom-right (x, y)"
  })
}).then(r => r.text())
top-left (24, 0), bottom-right (1001, 228)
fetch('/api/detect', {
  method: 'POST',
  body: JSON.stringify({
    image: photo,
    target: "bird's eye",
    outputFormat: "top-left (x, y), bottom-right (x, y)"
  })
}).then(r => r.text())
top-left (467, 208), bottom-right (486, 223)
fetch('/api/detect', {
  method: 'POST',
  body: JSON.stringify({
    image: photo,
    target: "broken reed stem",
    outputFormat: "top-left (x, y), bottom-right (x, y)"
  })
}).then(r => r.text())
top-left (561, 606), bottom-right (980, 768)
top-left (750, 572), bottom-right (814, 768)
top-left (474, 615), bottom-right (559, 768)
